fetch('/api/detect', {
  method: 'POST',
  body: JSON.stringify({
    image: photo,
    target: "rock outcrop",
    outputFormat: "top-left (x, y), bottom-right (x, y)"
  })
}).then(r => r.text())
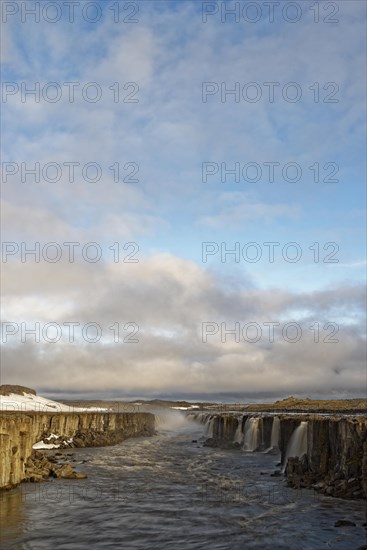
top-left (0, 411), bottom-right (155, 489)
top-left (188, 412), bottom-right (367, 500)
top-left (24, 450), bottom-right (88, 482)
top-left (284, 416), bottom-right (367, 500)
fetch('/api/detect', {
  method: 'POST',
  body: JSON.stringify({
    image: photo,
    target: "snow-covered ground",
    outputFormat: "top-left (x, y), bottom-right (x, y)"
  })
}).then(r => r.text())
top-left (32, 433), bottom-right (74, 450)
top-left (0, 392), bottom-right (108, 413)
top-left (171, 405), bottom-right (200, 410)
top-left (32, 440), bottom-right (60, 450)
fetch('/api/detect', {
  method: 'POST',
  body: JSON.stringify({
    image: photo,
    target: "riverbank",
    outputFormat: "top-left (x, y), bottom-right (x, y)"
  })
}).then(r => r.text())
top-left (2, 420), bottom-right (365, 550)
top-left (188, 412), bottom-right (367, 501)
top-left (0, 411), bottom-right (156, 489)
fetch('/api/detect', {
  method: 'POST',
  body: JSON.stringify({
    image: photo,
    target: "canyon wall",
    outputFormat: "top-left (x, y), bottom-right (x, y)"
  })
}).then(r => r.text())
top-left (289, 415), bottom-right (367, 499)
top-left (188, 412), bottom-right (367, 500)
top-left (0, 412), bottom-right (155, 489)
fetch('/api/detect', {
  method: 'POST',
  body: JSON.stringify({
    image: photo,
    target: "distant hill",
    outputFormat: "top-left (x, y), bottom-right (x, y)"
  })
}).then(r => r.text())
top-left (244, 396), bottom-right (367, 413)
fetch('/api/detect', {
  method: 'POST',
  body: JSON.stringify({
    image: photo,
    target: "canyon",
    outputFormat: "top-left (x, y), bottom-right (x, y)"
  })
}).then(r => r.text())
top-left (1, 391), bottom-right (366, 503)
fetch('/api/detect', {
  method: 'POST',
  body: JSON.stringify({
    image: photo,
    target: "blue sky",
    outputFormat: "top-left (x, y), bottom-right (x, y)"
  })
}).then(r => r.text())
top-left (1, 0), bottom-right (366, 400)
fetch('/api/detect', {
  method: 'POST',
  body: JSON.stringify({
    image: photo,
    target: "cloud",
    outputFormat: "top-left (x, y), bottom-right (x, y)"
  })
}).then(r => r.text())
top-left (1, 254), bottom-right (365, 396)
top-left (1, 1), bottom-right (365, 398)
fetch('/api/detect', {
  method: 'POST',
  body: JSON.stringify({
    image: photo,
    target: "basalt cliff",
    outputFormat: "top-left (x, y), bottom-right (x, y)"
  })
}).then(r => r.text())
top-left (188, 412), bottom-right (367, 500)
top-left (0, 411), bottom-right (155, 489)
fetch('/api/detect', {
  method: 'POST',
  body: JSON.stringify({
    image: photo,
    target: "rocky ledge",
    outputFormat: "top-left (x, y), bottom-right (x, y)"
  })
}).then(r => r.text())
top-left (283, 416), bottom-right (367, 500)
top-left (0, 411), bottom-right (156, 489)
top-left (189, 412), bottom-right (367, 501)
top-left (25, 450), bottom-right (88, 482)
top-left (286, 455), bottom-right (365, 500)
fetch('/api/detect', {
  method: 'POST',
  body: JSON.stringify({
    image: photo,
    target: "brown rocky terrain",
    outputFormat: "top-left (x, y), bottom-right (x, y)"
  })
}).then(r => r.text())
top-left (0, 411), bottom-right (156, 490)
top-left (244, 396), bottom-right (367, 413)
top-left (61, 395), bottom-right (367, 414)
top-left (0, 385), bottom-right (36, 396)
top-left (24, 450), bottom-right (88, 482)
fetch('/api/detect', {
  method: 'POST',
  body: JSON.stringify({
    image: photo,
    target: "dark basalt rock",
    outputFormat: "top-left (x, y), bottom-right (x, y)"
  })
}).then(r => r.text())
top-left (203, 437), bottom-right (218, 447)
top-left (191, 412), bottom-right (367, 501)
top-left (24, 451), bottom-right (87, 481)
top-left (334, 519), bottom-right (356, 527)
top-left (283, 418), bottom-right (367, 499)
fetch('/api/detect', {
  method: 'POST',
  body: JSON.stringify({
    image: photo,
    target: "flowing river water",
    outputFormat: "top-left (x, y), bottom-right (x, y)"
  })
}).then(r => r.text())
top-left (0, 413), bottom-right (366, 549)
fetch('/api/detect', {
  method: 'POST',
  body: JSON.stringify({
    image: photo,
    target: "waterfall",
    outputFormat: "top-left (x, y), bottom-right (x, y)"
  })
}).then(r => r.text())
top-left (205, 416), bottom-right (215, 438)
top-left (270, 417), bottom-right (280, 449)
top-left (187, 412), bottom-right (209, 426)
top-left (259, 418), bottom-right (265, 450)
top-left (233, 417), bottom-right (244, 444)
top-left (243, 417), bottom-right (260, 451)
top-left (283, 421), bottom-right (308, 467)
top-left (154, 411), bottom-right (190, 431)
top-left (187, 412), bottom-right (216, 437)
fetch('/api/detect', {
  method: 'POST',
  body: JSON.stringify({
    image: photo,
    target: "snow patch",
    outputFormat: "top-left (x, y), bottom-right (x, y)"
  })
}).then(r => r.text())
top-left (32, 441), bottom-right (60, 450)
top-left (0, 392), bottom-right (108, 412)
top-left (171, 405), bottom-right (201, 410)
top-left (45, 433), bottom-right (60, 441)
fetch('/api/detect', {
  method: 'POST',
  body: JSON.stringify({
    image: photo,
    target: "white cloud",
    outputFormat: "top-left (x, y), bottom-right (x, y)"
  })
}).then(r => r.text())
top-left (1, 253), bottom-right (365, 396)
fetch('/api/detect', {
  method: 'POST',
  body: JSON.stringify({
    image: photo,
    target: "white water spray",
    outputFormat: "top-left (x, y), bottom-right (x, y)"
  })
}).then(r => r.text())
top-left (233, 417), bottom-right (244, 444)
top-left (154, 411), bottom-right (191, 431)
top-left (243, 417), bottom-right (260, 451)
top-left (283, 421), bottom-right (308, 468)
top-left (205, 415), bottom-right (215, 438)
top-left (270, 416), bottom-right (280, 449)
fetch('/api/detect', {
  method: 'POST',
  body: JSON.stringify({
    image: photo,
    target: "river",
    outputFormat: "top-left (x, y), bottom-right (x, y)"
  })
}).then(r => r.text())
top-left (0, 413), bottom-right (365, 549)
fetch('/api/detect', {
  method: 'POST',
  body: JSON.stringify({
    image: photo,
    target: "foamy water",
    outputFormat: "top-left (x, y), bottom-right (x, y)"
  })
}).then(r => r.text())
top-left (0, 412), bottom-right (365, 549)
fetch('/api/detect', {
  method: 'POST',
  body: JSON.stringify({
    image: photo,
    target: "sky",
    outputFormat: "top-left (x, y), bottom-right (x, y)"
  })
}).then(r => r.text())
top-left (0, 0), bottom-right (366, 401)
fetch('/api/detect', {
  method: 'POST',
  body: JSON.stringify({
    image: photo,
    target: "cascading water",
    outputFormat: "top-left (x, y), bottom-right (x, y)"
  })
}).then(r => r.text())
top-left (205, 415), bottom-right (215, 438)
top-left (258, 418), bottom-right (265, 451)
top-left (233, 417), bottom-right (244, 444)
top-left (2, 413), bottom-right (365, 550)
top-left (187, 412), bottom-right (218, 438)
top-left (187, 412), bottom-right (208, 426)
top-left (154, 411), bottom-right (191, 431)
top-left (283, 421), bottom-right (308, 469)
top-left (270, 416), bottom-right (280, 449)
top-left (243, 417), bottom-right (260, 451)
